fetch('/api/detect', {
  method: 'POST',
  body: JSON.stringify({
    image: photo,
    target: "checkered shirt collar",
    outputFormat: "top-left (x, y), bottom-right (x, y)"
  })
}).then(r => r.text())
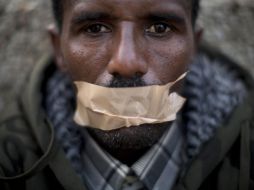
top-left (81, 122), bottom-right (184, 190)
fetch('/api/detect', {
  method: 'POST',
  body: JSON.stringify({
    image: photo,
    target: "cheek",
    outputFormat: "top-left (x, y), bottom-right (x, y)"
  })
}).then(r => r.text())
top-left (148, 37), bottom-right (194, 83)
top-left (61, 39), bottom-right (110, 83)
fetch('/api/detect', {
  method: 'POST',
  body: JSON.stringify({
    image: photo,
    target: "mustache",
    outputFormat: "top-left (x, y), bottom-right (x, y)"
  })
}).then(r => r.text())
top-left (108, 74), bottom-right (146, 88)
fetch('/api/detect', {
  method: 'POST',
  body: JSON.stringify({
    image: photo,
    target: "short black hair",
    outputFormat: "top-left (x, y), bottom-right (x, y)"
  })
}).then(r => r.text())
top-left (51, 0), bottom-right (200, 29)
top-left (51, 0), bottom-right (64, 29)
top-left (191, 0), bottom-right (200, 25)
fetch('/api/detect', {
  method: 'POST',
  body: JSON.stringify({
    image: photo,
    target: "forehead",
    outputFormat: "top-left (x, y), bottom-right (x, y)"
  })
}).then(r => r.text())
top-left (64, 0), bottom-right (191, 19)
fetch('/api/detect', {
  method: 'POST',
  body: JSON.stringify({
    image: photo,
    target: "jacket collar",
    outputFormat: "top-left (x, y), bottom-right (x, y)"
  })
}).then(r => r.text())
top-left (20, 55), bottom-right (87, 190)
top-left (175, 94), bottom-right (254, 190)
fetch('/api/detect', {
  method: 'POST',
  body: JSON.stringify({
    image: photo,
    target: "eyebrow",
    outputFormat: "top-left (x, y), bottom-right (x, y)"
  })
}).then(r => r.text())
top-left (144, 12), bottom-right (186, 24)
top-left (71, 12), bottom-right (114, 25)
top-left (70, 11), bottom-right (186, 26)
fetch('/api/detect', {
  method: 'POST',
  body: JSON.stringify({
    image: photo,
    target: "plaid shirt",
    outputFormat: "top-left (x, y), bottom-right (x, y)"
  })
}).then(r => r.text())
top-left (80, 122), bottom-right (184, 190)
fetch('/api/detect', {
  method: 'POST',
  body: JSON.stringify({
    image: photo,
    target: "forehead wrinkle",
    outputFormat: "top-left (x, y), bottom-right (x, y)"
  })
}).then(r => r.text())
top-left (66, 0), bottom-right (191, 7)
top-left (65, 0), bottom-right (192, 23)
top-left (68, 0), bottom-right (191, 9)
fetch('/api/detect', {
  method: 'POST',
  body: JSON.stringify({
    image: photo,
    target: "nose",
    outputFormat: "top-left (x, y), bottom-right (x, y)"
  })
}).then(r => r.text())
top-left (107, 22), bottom-right (148, 78)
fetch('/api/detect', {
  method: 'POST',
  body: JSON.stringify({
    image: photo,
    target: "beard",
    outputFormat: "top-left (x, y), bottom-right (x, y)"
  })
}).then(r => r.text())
top-left (87, 74), bottom-right (170, 152)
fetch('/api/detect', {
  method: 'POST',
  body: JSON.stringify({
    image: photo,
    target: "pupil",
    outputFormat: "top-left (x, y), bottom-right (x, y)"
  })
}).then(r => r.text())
top-left (91, 25), bottom-right (101, 33)
top-left (155, 24), bottom-right (166, 33)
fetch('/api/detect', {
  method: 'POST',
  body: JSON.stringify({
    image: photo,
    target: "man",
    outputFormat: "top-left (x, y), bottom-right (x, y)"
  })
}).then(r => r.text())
top-left (0, 0), bottom-right (253, 189)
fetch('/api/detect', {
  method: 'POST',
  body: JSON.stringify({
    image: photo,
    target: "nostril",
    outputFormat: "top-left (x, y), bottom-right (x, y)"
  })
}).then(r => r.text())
top-left (135, 72), bottom-right (144, 78)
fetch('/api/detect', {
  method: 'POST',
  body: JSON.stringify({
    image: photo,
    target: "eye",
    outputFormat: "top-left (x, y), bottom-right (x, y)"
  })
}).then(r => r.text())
top-left (145, 23), bottom-right (171, 35)
top-left (86, 24), bottom-right (111, 34)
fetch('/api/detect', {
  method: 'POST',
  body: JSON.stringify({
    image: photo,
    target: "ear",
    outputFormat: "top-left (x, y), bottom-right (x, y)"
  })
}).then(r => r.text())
top-left (47, 24), bottom-right (67, 72)
top-left (194, 26), bottom-right (204, 49)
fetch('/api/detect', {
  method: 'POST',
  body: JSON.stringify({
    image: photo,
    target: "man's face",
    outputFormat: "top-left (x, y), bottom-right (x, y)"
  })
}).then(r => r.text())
top-left (51, 0), bottom-right (197, 152)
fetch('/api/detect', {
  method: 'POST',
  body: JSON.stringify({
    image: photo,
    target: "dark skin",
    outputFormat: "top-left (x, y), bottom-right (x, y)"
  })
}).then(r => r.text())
top-left (49, 0), bottom-right (200, 165)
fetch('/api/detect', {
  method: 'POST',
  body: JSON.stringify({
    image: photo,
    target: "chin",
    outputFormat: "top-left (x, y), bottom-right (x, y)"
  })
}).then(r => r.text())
top-left (87, 122), bottom-right (171, 151)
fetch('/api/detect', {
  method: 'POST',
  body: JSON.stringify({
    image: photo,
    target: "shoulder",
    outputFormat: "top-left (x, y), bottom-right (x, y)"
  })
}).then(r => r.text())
top-left (198, 43), bottom-right (254, 89)
top-left (250, 111), bottom-right (254, 183)
top-left (0, 93), bottom-right (40, 179)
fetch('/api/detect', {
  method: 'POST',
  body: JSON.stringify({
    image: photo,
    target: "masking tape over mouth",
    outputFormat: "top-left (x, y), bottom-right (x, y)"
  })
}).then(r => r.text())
top-left (74, 73), bottom-right (187, 131)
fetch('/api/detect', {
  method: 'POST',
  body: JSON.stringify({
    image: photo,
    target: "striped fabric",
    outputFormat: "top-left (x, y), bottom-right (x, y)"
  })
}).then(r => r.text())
top-left (80, 122), bottom-right (184, 190)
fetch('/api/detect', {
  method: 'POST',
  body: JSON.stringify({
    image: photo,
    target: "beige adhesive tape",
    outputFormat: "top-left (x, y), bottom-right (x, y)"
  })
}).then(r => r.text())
top-left (74, 73), bottom-right (187, 131)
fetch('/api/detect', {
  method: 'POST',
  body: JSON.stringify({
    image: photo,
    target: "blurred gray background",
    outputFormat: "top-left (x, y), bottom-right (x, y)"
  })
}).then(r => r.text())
top-left (0, 0), bottom-right (253, 111)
